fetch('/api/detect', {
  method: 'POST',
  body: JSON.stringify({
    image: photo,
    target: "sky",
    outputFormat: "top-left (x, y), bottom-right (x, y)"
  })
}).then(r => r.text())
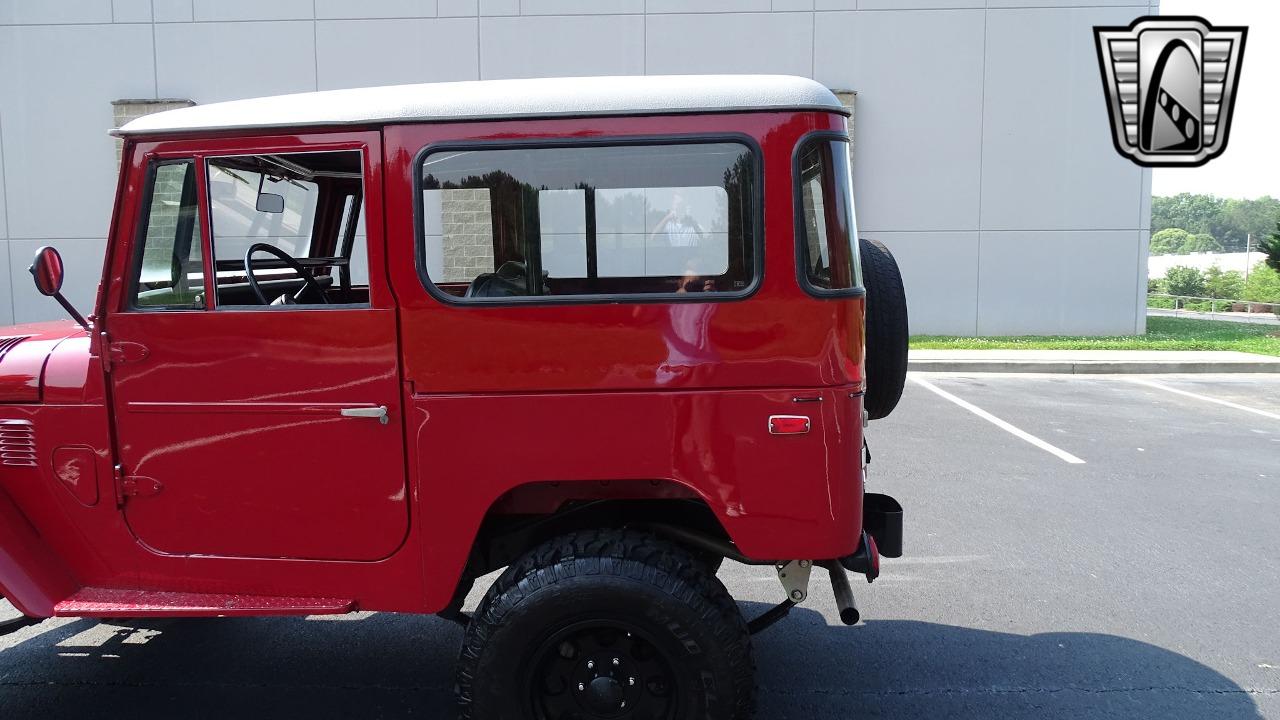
top-left (1150, 0), bottom-right (1278, 200)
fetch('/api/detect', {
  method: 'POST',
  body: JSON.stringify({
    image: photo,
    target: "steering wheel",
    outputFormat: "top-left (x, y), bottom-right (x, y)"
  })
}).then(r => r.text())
top-left (244, 243), bottom-right (330, 306)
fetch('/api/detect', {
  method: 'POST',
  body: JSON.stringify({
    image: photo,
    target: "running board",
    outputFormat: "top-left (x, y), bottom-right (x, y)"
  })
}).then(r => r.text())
top-left (53, 588), bottom-right (354, 618)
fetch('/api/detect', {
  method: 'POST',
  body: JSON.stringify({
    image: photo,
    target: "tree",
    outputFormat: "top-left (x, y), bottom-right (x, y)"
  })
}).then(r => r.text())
top-left (1164, 265), bottom-right (1206, 297)
top-left (1181, 233), bottom-right (1223, 253)
top-left (1203, 265), bottom-right (1244, 299)
top-left (1259, 221), bottom-right (1280, 273)
top-left (1243, 262), bottom-right (1280, 303)
top-left (1151, 194), bottom-right (1225, 236)
top-left (1151, 194), bottom-right (1280, 252)
top-left (1220, 197), bottom-right (1280, 250)
top-left (1150, 227), bottom-right (1191, 255)
top-left (1147, 228), bottom-right (1223, 255)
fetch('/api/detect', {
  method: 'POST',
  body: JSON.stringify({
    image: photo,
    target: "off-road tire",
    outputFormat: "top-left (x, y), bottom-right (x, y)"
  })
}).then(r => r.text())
top-left (457, 529), bottom-right (756, 720)
top-left (860, 237), bottom-right (909, 420)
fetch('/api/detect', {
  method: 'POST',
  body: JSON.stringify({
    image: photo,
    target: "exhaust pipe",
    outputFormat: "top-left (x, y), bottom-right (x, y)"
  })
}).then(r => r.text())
top-left (817, 561), bottom-right (859, 625)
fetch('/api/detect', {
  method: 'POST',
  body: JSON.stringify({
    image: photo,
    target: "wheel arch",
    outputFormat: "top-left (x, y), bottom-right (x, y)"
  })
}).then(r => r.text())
top-left (436, 479), bottom-right (739, 615)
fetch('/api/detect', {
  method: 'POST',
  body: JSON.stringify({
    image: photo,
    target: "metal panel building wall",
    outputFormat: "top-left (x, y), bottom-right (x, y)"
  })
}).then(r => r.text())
top-left (0, 0), bottom-right (1155, 335)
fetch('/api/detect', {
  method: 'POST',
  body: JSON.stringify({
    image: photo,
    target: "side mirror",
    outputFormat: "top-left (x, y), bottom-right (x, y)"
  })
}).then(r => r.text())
top-left (256, 192), bottom-right (285, 213)
top-left (28, 246), bottom-right (88, 329)
top-left (30, 245), bottom-right (65, 296)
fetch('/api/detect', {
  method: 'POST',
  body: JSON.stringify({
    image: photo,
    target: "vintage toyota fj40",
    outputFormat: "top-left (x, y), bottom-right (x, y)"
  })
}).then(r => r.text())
top-left (1, 75), bottom-right (907, 719)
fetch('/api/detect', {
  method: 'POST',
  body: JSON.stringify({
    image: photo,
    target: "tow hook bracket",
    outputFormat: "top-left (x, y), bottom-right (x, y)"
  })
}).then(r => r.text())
top-left (747, 559), bottom-right (861, 634)
top-left (744, 560), bottom-right (814, 635)
top-left (775, 560), bottom-right (812, 603)
top-left (746, 599), bottom-right (795, 635)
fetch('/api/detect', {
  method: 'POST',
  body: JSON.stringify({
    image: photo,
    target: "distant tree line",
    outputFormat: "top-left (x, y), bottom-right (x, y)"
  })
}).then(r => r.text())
top-left (1150, 194), bottom-right (1280, 254)
top-left (1149, 223), bottom-right (1280, 311)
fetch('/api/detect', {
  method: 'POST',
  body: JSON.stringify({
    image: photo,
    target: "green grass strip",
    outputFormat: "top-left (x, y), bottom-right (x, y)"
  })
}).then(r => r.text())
top-left (910, 316), bottom-right (1280, 357)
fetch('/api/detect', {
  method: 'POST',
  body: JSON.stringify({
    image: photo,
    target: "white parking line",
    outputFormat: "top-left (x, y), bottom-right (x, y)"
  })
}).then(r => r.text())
top-left (909, 376), bottom-right (1087, 464)
top-left (1128, 378), bottom-right (1280, 421)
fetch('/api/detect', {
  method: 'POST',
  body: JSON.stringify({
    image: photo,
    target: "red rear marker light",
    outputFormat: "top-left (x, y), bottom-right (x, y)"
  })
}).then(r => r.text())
top-left (768, 415), bottom-right (811, 435)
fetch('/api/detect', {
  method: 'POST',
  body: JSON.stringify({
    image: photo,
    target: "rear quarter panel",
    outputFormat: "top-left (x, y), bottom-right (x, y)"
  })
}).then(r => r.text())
top-left (384, 112), bottom-right (865, 610)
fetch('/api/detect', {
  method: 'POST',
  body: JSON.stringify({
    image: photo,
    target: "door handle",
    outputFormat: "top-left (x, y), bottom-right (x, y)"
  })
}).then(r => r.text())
top-left (340, 406), bottom-right (389, 425)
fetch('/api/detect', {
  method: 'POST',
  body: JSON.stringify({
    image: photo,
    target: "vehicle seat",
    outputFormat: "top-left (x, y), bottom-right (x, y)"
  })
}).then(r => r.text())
top-left (465, 261), bottom-right (549, 298)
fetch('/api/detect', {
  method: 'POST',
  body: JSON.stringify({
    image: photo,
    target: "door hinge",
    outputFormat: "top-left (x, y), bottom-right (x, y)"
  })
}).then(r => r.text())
top-left (100, 333), bottom-right (149, 372)
top-left (114, 465), bottom-right (162, 505)
top-left (99, 332), bottom-right (113, 373)
top-left (106, 340), bottom-right (149, 371)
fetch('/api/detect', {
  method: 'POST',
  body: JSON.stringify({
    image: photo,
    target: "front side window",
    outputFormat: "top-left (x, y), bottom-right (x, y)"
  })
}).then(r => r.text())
top-left (418, 141), bottom-right (758, 300)
top-left (797, 137), bottom-right (862, 294)
top-left (130, 159), bottom-right (204, 309)
top-left (206, 151), bottom-right (369, 308)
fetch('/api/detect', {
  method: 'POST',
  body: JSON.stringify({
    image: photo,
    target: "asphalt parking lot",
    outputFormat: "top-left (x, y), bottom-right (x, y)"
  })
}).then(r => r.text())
top-left (3, 373), bottom-right (1279, 719)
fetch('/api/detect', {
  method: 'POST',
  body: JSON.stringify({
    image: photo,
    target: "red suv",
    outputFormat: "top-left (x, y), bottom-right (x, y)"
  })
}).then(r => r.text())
top-left (1, 75), bottom-right (907, 719)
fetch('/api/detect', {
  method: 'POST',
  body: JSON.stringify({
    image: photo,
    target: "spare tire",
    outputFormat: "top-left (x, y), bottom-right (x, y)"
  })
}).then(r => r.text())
top-left (860, 238), bottom-right (909, 420)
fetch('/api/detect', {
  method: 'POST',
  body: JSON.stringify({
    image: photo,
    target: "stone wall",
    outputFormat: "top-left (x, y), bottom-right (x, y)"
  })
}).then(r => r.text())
top-left (833, 89), bottom-right (856, 166)
top-left (438, 188), bottom-right (495, 283)
top-left (111, 99), bottom-right (195, 169)
top-left (137, 163), bottom-right (198, 287)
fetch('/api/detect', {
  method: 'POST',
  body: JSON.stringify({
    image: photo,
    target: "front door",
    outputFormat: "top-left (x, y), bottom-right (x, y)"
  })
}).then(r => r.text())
top-left (105, 133), bottom-right (408, 561)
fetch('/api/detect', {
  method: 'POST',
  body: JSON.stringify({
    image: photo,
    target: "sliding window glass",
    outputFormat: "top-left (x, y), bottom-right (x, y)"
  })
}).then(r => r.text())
top-left (418, 141), bottom-right (759, 301)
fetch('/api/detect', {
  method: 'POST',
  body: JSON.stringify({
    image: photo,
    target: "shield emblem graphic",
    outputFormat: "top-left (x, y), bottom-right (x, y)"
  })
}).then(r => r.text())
top-left (1094, 16), bottom-right (1247, 167)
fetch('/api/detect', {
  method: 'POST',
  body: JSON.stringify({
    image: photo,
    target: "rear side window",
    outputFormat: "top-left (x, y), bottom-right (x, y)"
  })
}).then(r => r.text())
top-left (796, 137), bottom-right (862, 295)
top-left (130, 159), bottom-right (205, 309)
top-left (417, 141), bottom-right (758, 301)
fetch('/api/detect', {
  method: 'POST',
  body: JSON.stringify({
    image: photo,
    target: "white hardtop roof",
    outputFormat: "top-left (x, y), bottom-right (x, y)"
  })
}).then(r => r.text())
top-left (114, 75), bottom-right (847, 136)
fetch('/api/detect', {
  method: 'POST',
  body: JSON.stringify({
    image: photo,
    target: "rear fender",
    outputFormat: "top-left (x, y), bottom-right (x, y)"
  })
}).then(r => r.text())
top-left (414, 386), bottom-right (865, 611)
top-left (0, 486), bottom-right (78, 617)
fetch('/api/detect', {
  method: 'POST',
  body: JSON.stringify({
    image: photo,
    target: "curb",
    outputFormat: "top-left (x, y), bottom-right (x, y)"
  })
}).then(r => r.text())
top-left (908, 360), bottom-right (1280, 374)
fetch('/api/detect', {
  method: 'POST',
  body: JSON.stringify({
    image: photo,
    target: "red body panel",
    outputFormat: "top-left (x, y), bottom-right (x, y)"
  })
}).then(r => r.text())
top-left (386, 113), bottom-right (862, 395)
top-left (0, 110), bottom-right (865, 618)
top-left (102, 132), bottom-right (410, 563)
top-left (387, 112), bottom-right (864, 610)
top-left (0, 482), bottom-right (81, 616)
top-left (0, 321), bottom-right (85, 403)
top-left (106, 309), bottom-right (410, 561)
top-left (412, 386), bottom-right (862, 609)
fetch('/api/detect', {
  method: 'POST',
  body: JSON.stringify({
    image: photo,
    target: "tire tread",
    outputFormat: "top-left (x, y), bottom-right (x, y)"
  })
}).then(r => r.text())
top-left (860, 237), bottom-right (909, 420)
top-left (457, 528), bottom-right (756, 719)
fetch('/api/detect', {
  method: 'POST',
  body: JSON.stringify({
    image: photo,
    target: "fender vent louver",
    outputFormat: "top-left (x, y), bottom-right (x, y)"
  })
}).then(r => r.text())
top-left (0, 419), bottom-right (37, 467)
top-left (0, 335), bottom-right (30, 363)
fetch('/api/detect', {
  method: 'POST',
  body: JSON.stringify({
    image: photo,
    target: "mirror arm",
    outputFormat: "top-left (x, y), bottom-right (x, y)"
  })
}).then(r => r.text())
top-left (54, 292), bottom-right (90, 330)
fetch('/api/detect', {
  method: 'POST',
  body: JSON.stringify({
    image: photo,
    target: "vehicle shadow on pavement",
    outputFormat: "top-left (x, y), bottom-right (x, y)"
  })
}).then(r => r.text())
top-left (0, 613), bottom-right (461, 719)
top-left (0, 607), bottom-right (1263, 720)
top-left (746, 602), bottom-right (1263, 720)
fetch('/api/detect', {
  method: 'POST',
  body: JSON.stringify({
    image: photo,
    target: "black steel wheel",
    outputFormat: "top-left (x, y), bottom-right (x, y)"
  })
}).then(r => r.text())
top-left (528, 620), bottom-right (678, 719)
top-left (457, 529), bottom-right (755, 720)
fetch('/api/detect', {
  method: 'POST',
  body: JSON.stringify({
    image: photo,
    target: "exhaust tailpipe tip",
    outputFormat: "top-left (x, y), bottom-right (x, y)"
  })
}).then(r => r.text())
top-left (818, 561), bottom-right (860, 626)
